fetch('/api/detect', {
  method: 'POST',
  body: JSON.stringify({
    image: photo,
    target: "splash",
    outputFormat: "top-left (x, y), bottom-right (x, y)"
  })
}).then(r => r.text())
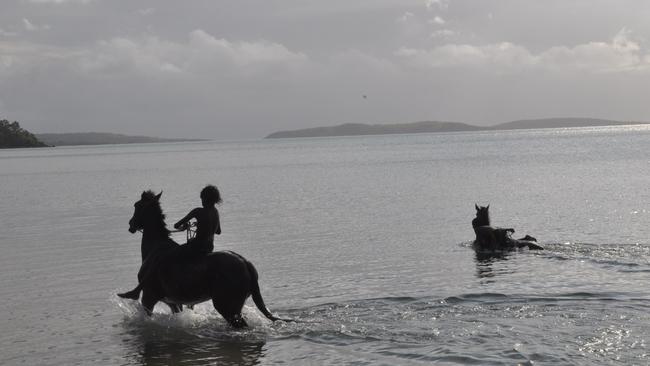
top-left (111, 296), bottom-right (276, 340)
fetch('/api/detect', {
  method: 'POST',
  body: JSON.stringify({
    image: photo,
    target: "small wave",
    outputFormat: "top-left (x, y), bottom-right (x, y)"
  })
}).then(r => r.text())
top-left (462, 240), bottom-right (650, 272)
top-left (618, 268), bottom-right (650, 273)
top-left (274, 293), bottom-right (650, 364)
top-left (433, 291), bottom-right (650, 309)
top-left (444, 293), bottom-right (509, 304)
top-left (111, 292), bottom-right (650, 364)
top-left (539, 242), bottom-right (650, 272)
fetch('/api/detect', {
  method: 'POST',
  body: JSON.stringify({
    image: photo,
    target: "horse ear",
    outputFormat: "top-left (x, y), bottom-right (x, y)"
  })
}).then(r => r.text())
top-left (475, 203), bottom-right (479, 211)
top-left (155, 191), bottom-right (163, 201)
top-left (486, 204), bottom-right (489, 210)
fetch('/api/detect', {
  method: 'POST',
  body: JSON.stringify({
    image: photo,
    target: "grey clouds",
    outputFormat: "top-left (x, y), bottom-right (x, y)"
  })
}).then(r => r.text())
top-left (1, 0), bottom-right (650, 140)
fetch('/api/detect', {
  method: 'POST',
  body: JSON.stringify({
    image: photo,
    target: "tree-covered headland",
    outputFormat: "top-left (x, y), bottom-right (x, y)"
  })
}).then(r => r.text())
top-left (0, 120), bottom-right (48, 148)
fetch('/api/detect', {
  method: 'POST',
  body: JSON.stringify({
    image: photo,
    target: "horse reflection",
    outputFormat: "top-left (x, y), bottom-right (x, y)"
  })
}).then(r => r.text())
top-left (121, 322), bottom-right (266, 366)
top-left (474, 250), bottom-right (512, 279)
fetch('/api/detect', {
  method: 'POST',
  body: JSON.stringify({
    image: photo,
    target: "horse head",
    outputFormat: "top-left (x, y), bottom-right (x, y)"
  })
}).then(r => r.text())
top-left (473, 203), bottom-right (490, 227)
top-left (128, 190), bottom-right (168, 236)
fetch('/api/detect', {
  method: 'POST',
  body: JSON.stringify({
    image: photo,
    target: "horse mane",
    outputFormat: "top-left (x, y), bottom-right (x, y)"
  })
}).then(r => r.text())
top-left (142, 190), bottom-right (170, 237)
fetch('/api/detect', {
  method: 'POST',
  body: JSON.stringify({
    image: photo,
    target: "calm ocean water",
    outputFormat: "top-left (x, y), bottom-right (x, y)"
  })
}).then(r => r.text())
top-left (1, 126), bottom-right (650, 365)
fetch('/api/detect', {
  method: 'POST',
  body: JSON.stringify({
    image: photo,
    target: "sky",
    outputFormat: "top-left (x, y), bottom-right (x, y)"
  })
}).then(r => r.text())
top-left (1, 0), bottom-right (650, 140)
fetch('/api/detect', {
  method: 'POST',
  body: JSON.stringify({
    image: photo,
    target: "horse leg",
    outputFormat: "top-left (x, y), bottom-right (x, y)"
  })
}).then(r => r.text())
top-left (212, 296), bottom-right (248, 328)
top-left (226, 313), bottom-right (248, 329)
top-left (166, 302), bottom-right (182, 313)
top-left (141, 290), bottom-right (160, 316)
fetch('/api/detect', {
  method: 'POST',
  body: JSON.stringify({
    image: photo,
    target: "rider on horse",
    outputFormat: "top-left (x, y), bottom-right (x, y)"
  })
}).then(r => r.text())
top-left (118, 185), bottom-right (222, 300)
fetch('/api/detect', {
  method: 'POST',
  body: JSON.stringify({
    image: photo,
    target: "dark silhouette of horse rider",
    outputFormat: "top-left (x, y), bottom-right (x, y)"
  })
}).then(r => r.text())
top-left (174, 184), bottom-right (222, 256)
top-left (118, 185), bottom-right (222, 300)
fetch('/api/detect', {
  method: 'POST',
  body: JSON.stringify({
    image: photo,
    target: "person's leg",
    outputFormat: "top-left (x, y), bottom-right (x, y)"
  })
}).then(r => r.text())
top-left (118, 282), bottom-right (143, 300)
top-left (118, 254), bottom-right (158, 299)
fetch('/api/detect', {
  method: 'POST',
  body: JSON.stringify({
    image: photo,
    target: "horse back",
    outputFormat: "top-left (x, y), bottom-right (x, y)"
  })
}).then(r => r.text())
top-left (473, 225), bottom-right (495, 239)
top-left (204, 250), bottom-right (251, 273)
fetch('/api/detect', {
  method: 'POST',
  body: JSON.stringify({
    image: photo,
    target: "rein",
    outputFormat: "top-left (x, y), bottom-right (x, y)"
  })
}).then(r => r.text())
top-left (171, 221), bottom-right (197, 242)
top-left (141, 222), bottom-right (195, 241)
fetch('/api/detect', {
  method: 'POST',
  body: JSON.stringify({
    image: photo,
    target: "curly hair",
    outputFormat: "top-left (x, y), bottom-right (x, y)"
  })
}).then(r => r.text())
top-left (200, 185), bottom-right (222, 205)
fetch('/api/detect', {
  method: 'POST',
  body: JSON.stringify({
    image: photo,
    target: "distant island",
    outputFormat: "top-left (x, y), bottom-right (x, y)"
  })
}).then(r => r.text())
top-left (0, 120), bottom-right (49, 148)
top-left (265, 118), bottom-right (648, 139)
top-left (35, 132), bottom-right (206, 146)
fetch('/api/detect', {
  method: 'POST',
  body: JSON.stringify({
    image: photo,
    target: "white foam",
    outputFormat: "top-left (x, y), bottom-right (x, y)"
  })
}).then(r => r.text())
top-left (111, 296), bottom-right (274, 332)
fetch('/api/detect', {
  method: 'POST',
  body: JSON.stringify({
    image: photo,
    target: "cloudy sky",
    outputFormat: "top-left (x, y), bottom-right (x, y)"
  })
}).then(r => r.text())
top-left (1, 0), bottom-right (650, 140)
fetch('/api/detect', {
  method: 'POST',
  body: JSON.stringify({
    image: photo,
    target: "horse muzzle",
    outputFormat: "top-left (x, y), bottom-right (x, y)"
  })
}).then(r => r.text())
top-left (128, 218), bottom-right (138, 233)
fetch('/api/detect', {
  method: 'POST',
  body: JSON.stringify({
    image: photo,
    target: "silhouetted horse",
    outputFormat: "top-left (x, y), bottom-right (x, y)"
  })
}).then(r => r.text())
top-left (472, 204), bottom-right (543, 251)
top-left (125, 191), bottom-right (285, 328)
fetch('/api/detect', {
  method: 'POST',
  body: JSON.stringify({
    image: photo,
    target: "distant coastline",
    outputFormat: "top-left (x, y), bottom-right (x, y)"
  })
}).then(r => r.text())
top-left (35, 132), bottom-right (207, 147)
top-left (265, 118), bottom-right (649, 139)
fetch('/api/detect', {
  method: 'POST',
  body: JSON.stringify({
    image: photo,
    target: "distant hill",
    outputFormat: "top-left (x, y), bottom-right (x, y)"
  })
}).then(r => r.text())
top-left (0, 120), bottom-right (49, 148)
top-left (266, 118), bottom-right (648, 139)
top-left (492, 117), bottom-right (642, 130)
top-left (35, 132), bottom-right (206, 146)
top-left (266, 121), bottom-right (482, 138)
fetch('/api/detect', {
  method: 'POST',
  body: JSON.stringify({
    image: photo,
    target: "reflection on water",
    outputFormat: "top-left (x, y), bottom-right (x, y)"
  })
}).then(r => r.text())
top-left (474, 250), bottom-right (514, 282)
top-left (112, 301), bottom-right (272, 366)
top-left (120, 321), bottom-right (266, 366)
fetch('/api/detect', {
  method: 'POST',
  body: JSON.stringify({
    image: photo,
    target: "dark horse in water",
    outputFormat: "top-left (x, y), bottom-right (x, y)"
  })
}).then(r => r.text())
top-left (472, 204), bottom-right (543, 251)
top-left (125, 190), bottom-right (286, 328)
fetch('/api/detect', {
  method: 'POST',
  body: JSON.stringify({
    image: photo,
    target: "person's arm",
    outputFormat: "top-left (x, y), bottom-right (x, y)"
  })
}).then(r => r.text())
top-left (215, 210), bottom-right (221, 235)
top-left (174, 208), bottom-right (199, 229)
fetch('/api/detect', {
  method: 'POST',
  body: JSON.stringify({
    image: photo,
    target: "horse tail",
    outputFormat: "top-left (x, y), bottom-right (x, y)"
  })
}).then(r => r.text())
top-left (245, 260), bottom-right (292, 322)
top-left (526, 242), bottom-right (544, 250)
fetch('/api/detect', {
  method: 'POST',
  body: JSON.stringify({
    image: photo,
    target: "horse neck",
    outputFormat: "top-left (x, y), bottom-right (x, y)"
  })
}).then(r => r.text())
top-left (473, 213), bottom-right (490, 228)
top-left (140, 228), bottom-right (170, 260)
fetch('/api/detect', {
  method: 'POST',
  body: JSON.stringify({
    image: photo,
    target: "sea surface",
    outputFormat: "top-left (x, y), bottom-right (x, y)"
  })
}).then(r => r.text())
top-left (1, 125), bottom-right (650, 365)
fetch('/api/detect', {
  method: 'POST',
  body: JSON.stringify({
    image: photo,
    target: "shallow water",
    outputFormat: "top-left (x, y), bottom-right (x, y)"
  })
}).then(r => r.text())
top-left (1, 126), bottom-right (650, 365)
